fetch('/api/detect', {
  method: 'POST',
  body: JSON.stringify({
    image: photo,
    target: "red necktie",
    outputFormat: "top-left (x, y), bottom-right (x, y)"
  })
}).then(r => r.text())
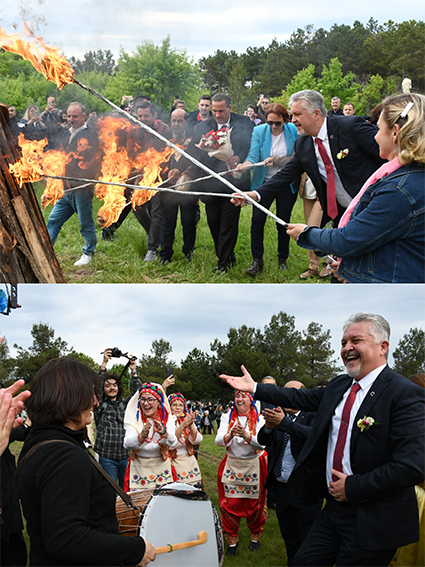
top-left (315, 138), bottom-right (338, 219)
top-left (332, 382), bottom-right (361, 481)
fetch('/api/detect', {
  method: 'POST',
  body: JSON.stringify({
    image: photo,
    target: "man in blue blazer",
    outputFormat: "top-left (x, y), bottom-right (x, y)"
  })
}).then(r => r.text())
top-left (220, 313), bottom-right (425, 566)
top-left (232, 90), bottom-right (384, 227)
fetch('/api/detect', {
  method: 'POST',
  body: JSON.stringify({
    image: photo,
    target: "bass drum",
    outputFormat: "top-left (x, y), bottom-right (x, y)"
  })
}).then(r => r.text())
top-left (138, 482), bottom-right (224, 567)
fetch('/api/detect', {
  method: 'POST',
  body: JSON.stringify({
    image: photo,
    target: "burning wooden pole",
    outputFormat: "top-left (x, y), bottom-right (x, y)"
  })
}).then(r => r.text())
top-left (0, 105), bottom-right (66, 283)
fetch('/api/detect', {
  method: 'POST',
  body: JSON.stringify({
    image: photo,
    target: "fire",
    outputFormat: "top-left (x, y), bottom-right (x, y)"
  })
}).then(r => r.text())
top-left (131, 146), bottom-right (174, 208)
top-left (9, 118), bottom-right (177, 226)
top-left (95, 117), bottom-right (174, 227)
top-left (0, 22), bottom-right (74, 90)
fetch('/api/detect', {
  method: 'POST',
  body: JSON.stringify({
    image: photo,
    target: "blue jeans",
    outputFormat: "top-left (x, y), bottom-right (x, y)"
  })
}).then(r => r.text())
top-left (98, 456), bottom-right (128, 488)
top-left (47, 187), bottom-right (96, 256)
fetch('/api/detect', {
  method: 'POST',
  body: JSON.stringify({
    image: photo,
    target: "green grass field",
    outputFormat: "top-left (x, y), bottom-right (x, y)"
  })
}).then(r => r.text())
top-left (10, 434), bottom-right (288, 566)
top-left (35, 182), bottom-right (330, 285)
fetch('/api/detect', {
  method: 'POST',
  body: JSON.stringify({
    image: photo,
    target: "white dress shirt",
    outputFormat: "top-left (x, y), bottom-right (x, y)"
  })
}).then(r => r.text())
top-left (314, 120), bottom-right (352, 208)
top-left (326, 364), bottom-right (387, 486)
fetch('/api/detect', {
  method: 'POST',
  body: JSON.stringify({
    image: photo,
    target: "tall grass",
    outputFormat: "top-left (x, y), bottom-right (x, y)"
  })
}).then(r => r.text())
top-left (34, 182), bottom-right (330, 284)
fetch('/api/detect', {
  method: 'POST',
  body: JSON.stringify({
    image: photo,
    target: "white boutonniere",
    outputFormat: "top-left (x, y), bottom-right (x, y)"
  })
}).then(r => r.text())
top-left (337, 148), bottom-right (349, 160)
top-left (357, 416), bottom-right (378, 432)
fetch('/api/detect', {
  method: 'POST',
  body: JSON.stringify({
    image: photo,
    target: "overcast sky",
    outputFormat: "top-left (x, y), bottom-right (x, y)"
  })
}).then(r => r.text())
top-left (1, 284), bottom-right (424, 372)
top-left (0, 0), bottom-right (422, 61)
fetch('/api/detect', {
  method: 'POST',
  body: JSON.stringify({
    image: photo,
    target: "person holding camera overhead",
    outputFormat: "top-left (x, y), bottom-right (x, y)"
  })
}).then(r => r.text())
top-left (94, 347), bottom-right (141, 488)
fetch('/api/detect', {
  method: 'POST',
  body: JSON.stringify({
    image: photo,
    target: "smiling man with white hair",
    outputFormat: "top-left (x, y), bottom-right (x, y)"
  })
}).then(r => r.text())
top-left (220, 313), bottom-right (425, 567)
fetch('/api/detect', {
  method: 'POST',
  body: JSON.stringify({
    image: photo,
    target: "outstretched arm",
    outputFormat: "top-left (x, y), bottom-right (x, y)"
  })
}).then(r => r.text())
top-left (219, 365), bottom-right (256, 393)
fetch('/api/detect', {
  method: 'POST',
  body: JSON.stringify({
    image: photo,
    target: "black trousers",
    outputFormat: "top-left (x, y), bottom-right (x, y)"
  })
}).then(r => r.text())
top-left (251, 187), bottom-right (297, 260)
top-left (160, 195), bottom-right (198, 261)
top-left (205, 196), bottom-right (240, 268)
top-left (293, 497), bottom-right (397, 567)
top-left (275, 481), bottom-right (322, 566)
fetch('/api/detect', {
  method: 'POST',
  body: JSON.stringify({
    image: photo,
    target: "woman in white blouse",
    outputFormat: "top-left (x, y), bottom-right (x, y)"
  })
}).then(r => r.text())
top-left (215, 391), bottom-right (267, 556)
top-left (123, 382), bottom-right (177, 491)
top-left (168, 393), bottom-right (203, 485)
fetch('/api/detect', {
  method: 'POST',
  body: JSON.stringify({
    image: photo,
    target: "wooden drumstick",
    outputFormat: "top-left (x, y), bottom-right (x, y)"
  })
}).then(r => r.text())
top-left (155, 531), bottom-right (208, 554)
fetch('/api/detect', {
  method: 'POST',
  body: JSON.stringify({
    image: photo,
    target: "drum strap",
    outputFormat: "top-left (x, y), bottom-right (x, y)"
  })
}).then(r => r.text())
top-left (17, 439), bottom-right (137, 510)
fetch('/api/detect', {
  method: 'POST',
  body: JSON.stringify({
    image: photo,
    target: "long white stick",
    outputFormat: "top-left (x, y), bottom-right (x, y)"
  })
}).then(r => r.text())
top-left (73, 79), bottom-right (288, 227)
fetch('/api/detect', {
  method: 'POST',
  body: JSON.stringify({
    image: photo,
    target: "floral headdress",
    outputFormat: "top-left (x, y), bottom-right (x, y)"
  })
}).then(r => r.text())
top-left (227, 390), bottom-right (259, 435)
top-left (168, 392), bottom-right (189, 416)
top-left (168, 392), bottom-right (195, 457)
top-left (137, 381), bottom-right (167, 424)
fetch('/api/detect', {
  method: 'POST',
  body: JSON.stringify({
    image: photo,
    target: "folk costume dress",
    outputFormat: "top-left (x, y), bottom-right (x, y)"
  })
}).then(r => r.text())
top-left (168, 393), bottom-right (203, 485)
top-left (215, 395), bottom-right (267, 546)
top-left (123, 382), bottom-right (177, 491)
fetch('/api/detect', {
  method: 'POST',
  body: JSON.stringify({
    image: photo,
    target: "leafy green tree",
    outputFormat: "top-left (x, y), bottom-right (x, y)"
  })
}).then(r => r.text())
top-left (365, 20), bottom-right (425, 92)
top-left (392, 328), bottom-right (425, 377)
top-left (136, 338), bottom-right (177, 383)
top-left (57, 70), bottom-right (112, 114)
top-left (178, 348), bottom-right (220, 401)
top-left (69, 50), bottom-right (116, 75)
top-left (105, 36), bottom-right (202, 111)
top-left (228, 59), bottom-right (250, 113)
top-left (199, 49), bottom-right (239, 94)
top-left (260, 312), bottom-right (303, 384)
top-left (318, 57), bottom-right (360, 109)
top-left (0, 336), bottom-right (16, 386)
top-left (211, 325), bottom-right (272, 382)
top-left (13, 323), bottom-right (76, 383)
top-left (299, 322), bottom-right (342, 387)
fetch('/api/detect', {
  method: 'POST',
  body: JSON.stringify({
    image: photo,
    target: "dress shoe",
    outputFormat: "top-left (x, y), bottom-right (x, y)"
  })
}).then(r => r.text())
top-left (246, 259), bottom-right (263, 276)
top-left (215, 264), bottom-right (228, 274)
top-left (300, 267), bottom-right (320, 279)
top-left (319, 264), bottom-right (332, 278)
top-left (226, 544), bottom-right (238, 556)
top-left (278, 258), bottom-right (288, 271)
top-left (249, 541), bottom-right (260, 551)
top-left (160, 259), bottom-right (170, 265)
top-left (267, 501), bottom-right (277, 510)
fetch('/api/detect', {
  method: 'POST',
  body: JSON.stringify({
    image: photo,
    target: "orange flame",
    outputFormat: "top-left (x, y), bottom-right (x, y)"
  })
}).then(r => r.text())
top-left (0, 22), bottom-right (74, 90)
top-left (9, 118), bottom-right (176, 226)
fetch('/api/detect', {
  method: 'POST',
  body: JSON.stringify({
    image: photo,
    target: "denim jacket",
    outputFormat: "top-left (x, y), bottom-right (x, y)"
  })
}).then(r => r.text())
top-left (297, 164), bottom-right (425, 283)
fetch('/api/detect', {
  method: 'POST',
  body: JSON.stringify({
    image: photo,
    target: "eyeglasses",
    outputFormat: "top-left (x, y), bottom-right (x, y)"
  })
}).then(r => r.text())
top-left (139, 397), bottom-right (157, 405)
top-left (267, 120), bottom-right (283, 127)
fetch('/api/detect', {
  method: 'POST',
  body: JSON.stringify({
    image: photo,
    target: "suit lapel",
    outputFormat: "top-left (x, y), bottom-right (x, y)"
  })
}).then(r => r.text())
top-left (350, 367), bottom-right (391, 450)
top-left (327, 117), bottom-right (342, 177)
top-left (311, 375), bottom-right (352, 440)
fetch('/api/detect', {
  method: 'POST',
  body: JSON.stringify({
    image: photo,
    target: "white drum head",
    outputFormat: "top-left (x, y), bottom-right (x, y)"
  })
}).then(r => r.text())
top-left (138, 482), bottom-right (221, 567)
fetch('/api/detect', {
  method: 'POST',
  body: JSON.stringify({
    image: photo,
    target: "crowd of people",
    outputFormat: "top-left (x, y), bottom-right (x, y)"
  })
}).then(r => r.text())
top-left (1, 313), bottom-right (424, 567)
top-left (6, 88), bottom-right (424, 281)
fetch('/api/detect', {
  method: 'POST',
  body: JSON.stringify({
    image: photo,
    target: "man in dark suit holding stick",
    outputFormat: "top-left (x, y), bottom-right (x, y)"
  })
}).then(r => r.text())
top-left (220, 313), bottom-right (425, 567)
top-left (188, 93), bottom-right (253, 272)
top-left (231, 90), bottom-right (384, 228)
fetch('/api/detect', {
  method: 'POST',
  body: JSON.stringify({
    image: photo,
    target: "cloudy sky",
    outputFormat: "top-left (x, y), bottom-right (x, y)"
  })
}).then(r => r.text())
top-left (0, 0), bottom-right (422, 61)
top-left (1, 284), bottom-right (423, 371)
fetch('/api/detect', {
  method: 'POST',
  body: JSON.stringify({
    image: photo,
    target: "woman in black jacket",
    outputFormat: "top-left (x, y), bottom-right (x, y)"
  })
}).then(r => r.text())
top-left (16, 358), bottom-right (155, 567)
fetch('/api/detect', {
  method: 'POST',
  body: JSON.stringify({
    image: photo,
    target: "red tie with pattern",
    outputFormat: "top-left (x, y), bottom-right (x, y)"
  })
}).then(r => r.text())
top-left (332, 382), bottom-right (361, 481)
top-left (315, 138), bottom-right (338, 219)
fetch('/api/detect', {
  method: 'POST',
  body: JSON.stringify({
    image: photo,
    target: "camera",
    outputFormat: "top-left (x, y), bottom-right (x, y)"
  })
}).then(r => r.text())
top-left (110, 347), bottom-right (124, 358)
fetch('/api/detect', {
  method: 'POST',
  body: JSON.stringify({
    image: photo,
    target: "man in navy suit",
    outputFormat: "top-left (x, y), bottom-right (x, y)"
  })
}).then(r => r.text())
top-left (258, 381), bottom-right (322, 565)
top-left (185, 93), bottom-right (254, 272)
top-left (232, 90), bottom-right (384, 227)
top-left (220, 313), bottom-right (425, 566)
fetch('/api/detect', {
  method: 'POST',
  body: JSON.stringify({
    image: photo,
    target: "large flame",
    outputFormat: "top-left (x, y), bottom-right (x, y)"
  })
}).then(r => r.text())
top-left (9, 118), bottom-right (176, 227)
top-left (0, 22), bottom-right (74, 90)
